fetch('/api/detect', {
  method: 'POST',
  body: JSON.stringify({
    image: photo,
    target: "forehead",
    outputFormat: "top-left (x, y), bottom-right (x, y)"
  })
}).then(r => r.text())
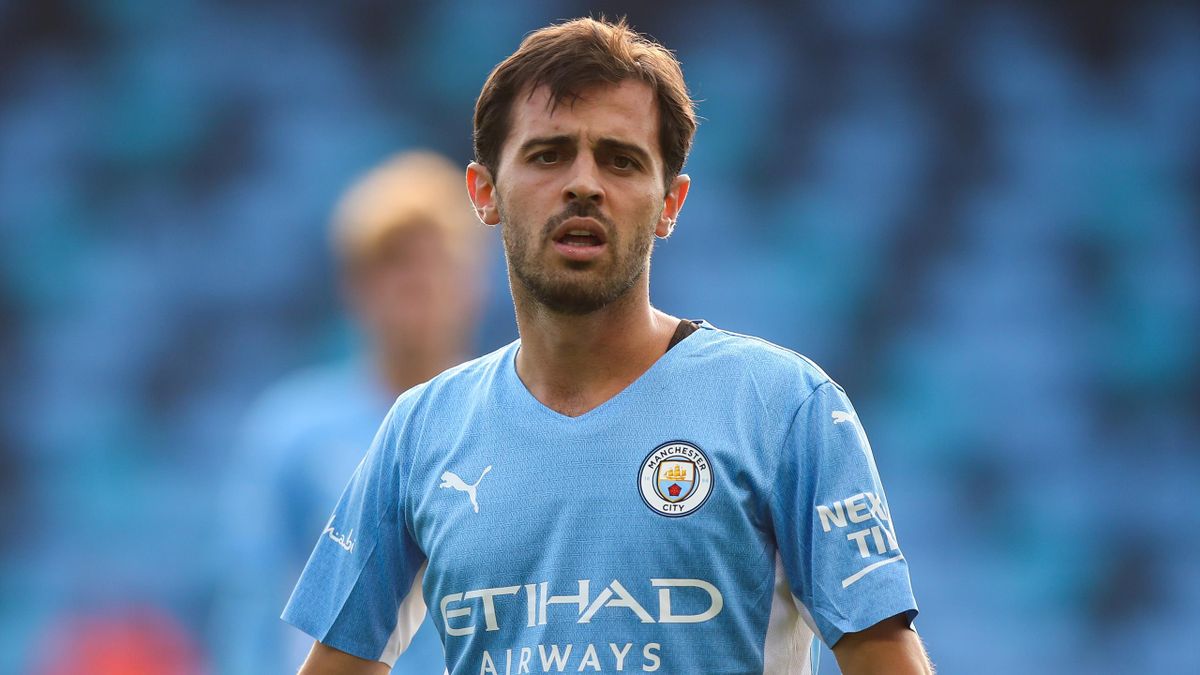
top-left (505, 80), bottom-right (660, 155)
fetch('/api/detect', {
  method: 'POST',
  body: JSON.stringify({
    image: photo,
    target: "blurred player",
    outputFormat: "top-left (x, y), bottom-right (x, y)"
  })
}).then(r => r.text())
top-left (284, 18), bottom-right (930, 675)
top-left (213, 151), bottom-right (488, 675)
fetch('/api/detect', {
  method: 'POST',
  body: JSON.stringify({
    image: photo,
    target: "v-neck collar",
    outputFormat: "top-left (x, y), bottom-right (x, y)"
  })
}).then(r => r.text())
top-left (503, 320), bottom-right (713, 423)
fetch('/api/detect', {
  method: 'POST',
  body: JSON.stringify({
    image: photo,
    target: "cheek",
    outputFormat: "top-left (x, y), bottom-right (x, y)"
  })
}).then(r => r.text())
top-left (629, 189), bottom-right (666, 225)
top-left (494, 185), bottom-right (522, 223)
top-left (499, 170), bottom-right (561, 209)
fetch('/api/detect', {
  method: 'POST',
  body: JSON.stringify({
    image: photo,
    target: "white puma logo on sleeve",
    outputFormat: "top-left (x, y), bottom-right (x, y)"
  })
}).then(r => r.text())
top-left (832, 410), bottom-right (871, 450)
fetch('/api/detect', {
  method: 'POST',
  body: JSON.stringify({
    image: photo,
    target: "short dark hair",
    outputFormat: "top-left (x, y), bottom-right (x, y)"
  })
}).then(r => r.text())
top-left (473, 17), bottom-right (697, 188)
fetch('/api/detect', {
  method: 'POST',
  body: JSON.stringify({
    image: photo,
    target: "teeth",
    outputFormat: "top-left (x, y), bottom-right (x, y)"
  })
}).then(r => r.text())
top-left (568, 230), bottom-right (592, 236)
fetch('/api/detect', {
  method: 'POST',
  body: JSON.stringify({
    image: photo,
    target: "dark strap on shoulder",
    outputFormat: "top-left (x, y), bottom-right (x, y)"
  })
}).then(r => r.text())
top-left (666, 319), bottom-right (700, 352)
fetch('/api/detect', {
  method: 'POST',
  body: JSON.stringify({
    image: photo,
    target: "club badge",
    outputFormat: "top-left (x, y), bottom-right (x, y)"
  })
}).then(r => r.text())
top-left (638, 441), bottom-right (714, 517)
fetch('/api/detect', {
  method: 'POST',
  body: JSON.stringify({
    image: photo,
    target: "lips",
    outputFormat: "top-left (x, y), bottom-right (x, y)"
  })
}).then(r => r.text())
top-left (551, 217), bottom-right (608, 247)
top-left (549, 214), bottom-right (609, 260)
top-left (550, 216), bottom-right (608, 261)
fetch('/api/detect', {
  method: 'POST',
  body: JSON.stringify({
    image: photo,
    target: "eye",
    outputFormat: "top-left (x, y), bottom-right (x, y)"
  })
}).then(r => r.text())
top-left (532, 150), bottom-right (559, 165)
top-left (612, 155), bottom-right (637, 170)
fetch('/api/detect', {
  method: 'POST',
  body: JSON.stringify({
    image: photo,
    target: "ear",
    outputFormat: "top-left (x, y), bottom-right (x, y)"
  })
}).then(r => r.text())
top-left (466, 162), bottom-right (501, 226)
top-left (655, 174), bottom-right (691, 238)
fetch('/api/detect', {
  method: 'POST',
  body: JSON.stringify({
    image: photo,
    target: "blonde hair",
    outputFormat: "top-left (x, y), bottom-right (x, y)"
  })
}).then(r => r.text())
top-left (331, 150), bottom-right (483, 268)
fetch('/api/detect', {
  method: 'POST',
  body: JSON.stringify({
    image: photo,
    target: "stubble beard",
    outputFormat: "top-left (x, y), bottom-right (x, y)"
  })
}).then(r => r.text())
top-left (499, 199), bottom-right (657, 316)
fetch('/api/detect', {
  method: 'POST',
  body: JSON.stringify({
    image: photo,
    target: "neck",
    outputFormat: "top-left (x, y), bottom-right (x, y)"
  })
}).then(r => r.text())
top-left (512, 278), bottom-right (678, 417)
top-left (376, 341), bottom-right (465, 396)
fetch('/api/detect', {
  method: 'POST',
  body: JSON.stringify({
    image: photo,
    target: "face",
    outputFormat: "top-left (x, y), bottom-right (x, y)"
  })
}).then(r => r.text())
top-left (468, 80), bottom-right (689, 315)
top-left (348, 222), bottom-right (478, 355)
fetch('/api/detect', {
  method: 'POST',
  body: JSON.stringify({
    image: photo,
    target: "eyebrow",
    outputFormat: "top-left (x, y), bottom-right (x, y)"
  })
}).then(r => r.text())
top-left (517, 134), bottom-right (653, 166)
top-left (517, 135), bottom-right (575, 156)
top-left (597, 137), bottom-right (653, 166)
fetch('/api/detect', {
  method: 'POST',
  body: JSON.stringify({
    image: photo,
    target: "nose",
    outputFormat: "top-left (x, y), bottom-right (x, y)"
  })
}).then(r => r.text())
top-left (562, 153), bottom-right (604, 206)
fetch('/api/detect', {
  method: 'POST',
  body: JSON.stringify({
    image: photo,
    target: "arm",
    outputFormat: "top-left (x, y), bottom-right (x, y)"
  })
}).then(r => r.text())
top-left (832, 614), bottom-right (933, 675)
top-left (211, 401), bottom-right (300, 674)
top-left (282, 396), bottom-right (429, 675)
top-left (298, 642), bottom-right (392, 675)
top-left (771, 382), bottom-right (924, 673)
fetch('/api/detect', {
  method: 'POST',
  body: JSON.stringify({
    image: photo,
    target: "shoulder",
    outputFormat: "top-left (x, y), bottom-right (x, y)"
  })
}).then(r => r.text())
top-left (381, 341), bottom-right (518, 429)
top-left (675, 323), bottom-right (845, 433)
top-left (691, 323), bottom-right (837, 400)
top-left (249, 361), bottom-right (359, 415)
top-left (370, 343), bottom-right (516, 472)
top-left (237, 361), bottom-right (374, 447)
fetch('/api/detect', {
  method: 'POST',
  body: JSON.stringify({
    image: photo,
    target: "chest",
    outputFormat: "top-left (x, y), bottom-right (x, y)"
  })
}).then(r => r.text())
top-left (406, 411), bottom-right (783, 612)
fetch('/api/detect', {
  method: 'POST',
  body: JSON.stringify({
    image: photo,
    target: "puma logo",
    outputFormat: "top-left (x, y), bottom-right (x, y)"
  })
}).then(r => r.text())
top-left (831, 410), bottom-right (856, 425)
top-left (439, 466), bottom-right (493, 513)
top-left (832, 410), bottom-right (870, 450)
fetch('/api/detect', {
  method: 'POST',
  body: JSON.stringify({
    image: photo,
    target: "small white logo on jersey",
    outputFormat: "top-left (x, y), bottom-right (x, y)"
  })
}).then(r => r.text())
top-left (440, 466), bottom-right (492, 513)
top-left (638, 441), bottom-right (714, 517)
top-left (322, 515), bottom-right (355, 553)
top-left (832, 410), bottom-right (870, 449)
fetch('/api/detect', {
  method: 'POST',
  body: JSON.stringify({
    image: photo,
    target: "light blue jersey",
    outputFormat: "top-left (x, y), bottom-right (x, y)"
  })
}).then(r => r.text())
top-left (284, 323), bottom-right (917, 674)
top-left (214, 361), bottom-right (444, 675)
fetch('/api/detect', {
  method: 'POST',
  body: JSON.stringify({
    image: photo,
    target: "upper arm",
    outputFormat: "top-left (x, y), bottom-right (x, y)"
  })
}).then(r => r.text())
top-left (281, 395), bottom-right (430, 666)
top-left (298, 641), bottom-right (392, 675)
top-left (771, 381), bottom-right (920, 644)
top-left (213, 400), bottom-right (304, 673)
top-left (832, 614), bottom-right (932, 675)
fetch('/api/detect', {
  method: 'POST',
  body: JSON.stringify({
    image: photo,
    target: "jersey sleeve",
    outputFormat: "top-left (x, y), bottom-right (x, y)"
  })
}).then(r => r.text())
top-left (771, 381), bottom-right (918, 647)
top-left (281, 395), bottom-right (429, 666)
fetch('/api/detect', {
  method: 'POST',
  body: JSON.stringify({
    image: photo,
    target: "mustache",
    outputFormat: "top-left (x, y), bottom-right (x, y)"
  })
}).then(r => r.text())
top-left (543, 201), bottom-right (613, 238)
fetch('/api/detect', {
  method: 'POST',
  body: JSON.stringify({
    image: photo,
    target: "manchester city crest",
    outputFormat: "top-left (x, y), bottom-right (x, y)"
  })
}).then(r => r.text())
top-left (638, 441), bottom-right (714, 517)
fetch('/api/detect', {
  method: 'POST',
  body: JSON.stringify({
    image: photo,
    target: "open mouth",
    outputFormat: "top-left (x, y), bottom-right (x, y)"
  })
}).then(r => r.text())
top-left (550, 217), bottom-right (608, 260)
top-left (552, 217), bottom-right (607, 243)
top-left (556, 229), bottom-right (604, 247)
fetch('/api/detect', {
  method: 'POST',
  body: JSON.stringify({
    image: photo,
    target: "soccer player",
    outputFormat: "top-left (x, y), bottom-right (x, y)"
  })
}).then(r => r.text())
top-left (214, 151), bottom-right (487, 675)
top-left (284, 18), bottom-right (931, 675)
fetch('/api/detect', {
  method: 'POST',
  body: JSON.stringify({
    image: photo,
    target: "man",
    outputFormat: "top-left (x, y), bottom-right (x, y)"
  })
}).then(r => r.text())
top-left (284, 18), bottom-right (931, 674)
top-left (214, 151), bottom-right (487, 674)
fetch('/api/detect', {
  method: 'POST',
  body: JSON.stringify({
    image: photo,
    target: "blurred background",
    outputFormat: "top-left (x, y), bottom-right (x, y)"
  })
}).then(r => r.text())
top-left (2, 0), bottom-right (1198, 673)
